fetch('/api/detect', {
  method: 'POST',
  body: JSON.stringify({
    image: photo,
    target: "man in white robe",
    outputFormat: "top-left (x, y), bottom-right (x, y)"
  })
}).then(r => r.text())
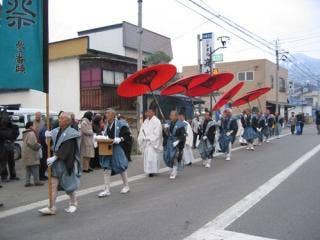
top-left (138, 108), bottom-right (163, 177)
top-left (179, 112), bottom-right (194, 166)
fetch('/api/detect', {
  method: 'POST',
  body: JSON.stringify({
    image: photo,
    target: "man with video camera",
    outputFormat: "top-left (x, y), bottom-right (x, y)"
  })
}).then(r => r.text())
top-left (0, 108), bottom-right (20, 190)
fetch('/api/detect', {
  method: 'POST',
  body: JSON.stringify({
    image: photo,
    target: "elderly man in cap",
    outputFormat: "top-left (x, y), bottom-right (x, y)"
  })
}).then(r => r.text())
top-left (138, 106), bottom-right (163, 177)
top-left (98, 108), bottom-right (132, 197)
top-left (38, 112), bottom-right (81, 215)
top-left (218, 108), bottom-right (238, 161)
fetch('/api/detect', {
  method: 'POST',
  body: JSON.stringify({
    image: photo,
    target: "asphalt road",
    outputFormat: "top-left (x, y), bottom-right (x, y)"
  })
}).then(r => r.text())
top-left (1, 126), bottom-right (320, 240)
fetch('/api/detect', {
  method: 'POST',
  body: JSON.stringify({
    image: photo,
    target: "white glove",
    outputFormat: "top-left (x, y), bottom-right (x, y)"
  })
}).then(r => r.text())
top-left (203, 136), bottom-right (207, 140)
top-left (47, 156), bottom-right (57, 166)
top-left (173, 140), bottom-right (179, 147)
top-left (163, 123), bottom-right (170, 129)
top-left (113, 137), bottom-right (122, 144)
top-left (257, 128), bottom-right (262, 132)
top-left (226, 132), bottom-right (231, 136)
top-left (45, 130), bottom-right (52, 138)
top-left (95, 135), bottom-right (107, 140)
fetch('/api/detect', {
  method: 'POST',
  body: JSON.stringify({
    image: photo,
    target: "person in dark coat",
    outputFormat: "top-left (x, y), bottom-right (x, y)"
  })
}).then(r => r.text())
top-left (91, 114), bottom-right (104, 169)
top-left (315, 110), bottom-right (320, 134)
top-left (0, 114), bottom-right (19, 182)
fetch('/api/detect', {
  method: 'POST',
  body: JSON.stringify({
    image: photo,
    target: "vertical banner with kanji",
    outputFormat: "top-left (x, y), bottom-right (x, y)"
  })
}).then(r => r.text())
top-left (201, 32), bottom-right (214, 74)
top-left (0, 0), bottom-right (47, 92)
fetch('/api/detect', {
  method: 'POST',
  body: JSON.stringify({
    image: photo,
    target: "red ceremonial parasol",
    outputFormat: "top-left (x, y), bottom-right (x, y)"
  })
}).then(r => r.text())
top-left (117, 64), bottom-right (177, 98)
top-left (186, 73), bottom-right (234, 97)
top-left (212, 82), bottom-right (244, 111)
top-left (232, 87), bottom-right (271, 108)
top-left (117, 64), bottom-right (176, 120)
top-left (160, 73), bottom-right (210, 96)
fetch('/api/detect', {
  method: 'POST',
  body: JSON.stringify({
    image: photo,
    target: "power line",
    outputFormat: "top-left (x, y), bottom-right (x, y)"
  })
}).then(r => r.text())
top-left (186, 0), bottom-right (275, 51)
top-left (173, 0), bottom-right (274, 56)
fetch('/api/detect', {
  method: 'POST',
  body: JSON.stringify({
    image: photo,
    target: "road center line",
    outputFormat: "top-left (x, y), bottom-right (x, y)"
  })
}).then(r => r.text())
top-left (184, 142), bottom-right (320, 240)
top-left (0, 133), bottom-right (290, 219)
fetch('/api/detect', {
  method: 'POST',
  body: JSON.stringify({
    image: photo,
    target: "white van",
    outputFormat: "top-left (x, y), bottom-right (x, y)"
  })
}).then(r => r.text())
top-left (7, 108), bottom-right (58, 160)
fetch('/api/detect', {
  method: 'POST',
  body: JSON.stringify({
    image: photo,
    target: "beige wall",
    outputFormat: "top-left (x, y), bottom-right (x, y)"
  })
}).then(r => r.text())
top-left (182, 59), bottom-right (288, 113)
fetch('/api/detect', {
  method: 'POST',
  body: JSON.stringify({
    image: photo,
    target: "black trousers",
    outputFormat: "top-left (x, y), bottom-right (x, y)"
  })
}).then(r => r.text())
top-left (39, 147), bottom-right (48, 178)
top-left (193, 132), bottom-right (198, 148)
top-left (1, 150), bottom-right (16, 180)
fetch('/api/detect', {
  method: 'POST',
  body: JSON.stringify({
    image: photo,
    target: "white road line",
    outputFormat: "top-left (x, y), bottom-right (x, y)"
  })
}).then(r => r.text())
top-left (187, 230), bottom-right (278, 240)
top-left (184, 142), bottom-right (320, 240)
top-left (0, 133), bottom-right (290, 219)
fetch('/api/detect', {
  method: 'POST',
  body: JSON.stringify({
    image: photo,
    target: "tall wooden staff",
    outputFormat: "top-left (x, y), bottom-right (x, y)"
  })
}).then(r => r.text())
top-left (43, 0), bottom-right (52, 208)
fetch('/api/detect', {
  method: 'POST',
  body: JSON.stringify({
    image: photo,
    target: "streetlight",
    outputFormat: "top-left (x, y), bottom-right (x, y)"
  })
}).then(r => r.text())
top-left (208, 36), bottom-right (230, 110)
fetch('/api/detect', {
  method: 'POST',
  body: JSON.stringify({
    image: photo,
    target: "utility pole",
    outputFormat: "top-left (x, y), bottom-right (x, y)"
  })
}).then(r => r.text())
top-left (275, 39), bottom-right (279, 114)
top-left (137, 0), bottom-right (143, 129)
top-left (197, 34), bottom-right (201, 74)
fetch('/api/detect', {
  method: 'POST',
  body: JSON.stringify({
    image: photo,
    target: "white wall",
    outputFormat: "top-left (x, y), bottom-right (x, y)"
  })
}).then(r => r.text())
top-left (0, 90), bottom-right (46, 109)
top-left (84, 28), bottom-right (125, 55)
top-left (0, 57), bottom-right (82, 118)
top-left (49, 57), bottom-right (81, 118)
top-left (289, 105), bottom-right (313, 116)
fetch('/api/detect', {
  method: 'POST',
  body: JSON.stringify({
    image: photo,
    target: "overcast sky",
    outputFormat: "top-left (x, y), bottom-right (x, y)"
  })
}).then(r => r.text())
top-left (2, 0), bottom-right (319, 70)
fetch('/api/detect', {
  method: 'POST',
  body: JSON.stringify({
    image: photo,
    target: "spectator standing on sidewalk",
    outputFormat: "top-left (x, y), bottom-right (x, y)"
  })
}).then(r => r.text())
top-left (315, 110), bottom-right (320, 135)
top-left (289, 112), bottom-right (296, 135)
top-left (22, 122), bottom-right (44, 187)
top-left (80, 111), bottom-right (95, 173)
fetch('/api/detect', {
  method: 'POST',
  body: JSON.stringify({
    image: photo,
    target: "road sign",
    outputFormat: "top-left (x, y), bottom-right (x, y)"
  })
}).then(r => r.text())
top-left (212, 53), bottom-right (223, 62)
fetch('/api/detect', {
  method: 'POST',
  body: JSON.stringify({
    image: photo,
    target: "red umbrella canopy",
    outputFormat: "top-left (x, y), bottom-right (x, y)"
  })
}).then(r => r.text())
top-left (232, 87), bottom-right (271, 107)
top-left (212, 82), bottom-right (244, 111)
top-left (160, 73), bottom-right (210, 96)
top-left (117, 64), bottom-right (177, 98)
top-left (186, 72), bottom-right (234, 97)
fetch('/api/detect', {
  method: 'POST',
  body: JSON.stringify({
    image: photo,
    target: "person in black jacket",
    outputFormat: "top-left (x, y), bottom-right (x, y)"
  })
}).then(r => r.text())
top-left (0, 113), bottom-right (19, 182)
top-left (315, 110), bottom-right (320, 134)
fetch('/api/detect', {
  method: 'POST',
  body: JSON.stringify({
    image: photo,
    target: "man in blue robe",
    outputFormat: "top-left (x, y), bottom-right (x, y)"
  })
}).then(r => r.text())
top-left (163, 110), bottom-right (186, 179)
top-left (39, 112), bottom-right (81, 215)
top-left (198, 110), bottom-right (217, 168)
top-left (218, 108), bottom-right (238, 161)
top-left (98, 108), bottom-right (132, 197)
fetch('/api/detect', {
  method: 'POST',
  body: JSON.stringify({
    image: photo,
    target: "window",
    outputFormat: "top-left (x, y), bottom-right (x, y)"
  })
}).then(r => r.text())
top-left (270, 75), bottom-right (274, 88)
top-left (279, 78), bottom-right (286, 92)
top-left (115, 72), bottom-right (124, 85)
top-left (103, 70), bottom-right (125, 85)
top-left (238, 72), bottom-right (245, 81)
top-left (80, 68), bottom-right (101, 88)
top-left (238, 71), bottom-right (254, 81)
top-left (103, 70), bottom-right (115, 85)
top-left (246, 72), bottom-right (253, 81)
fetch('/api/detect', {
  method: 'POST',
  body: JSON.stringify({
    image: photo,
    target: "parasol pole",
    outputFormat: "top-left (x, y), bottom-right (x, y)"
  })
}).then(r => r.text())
top-left (257, 98), bottom-right (263, 112)
top-left (150, 91), bottom-right (166, 120)
top-left (247, 101), bottom-right (252, 110)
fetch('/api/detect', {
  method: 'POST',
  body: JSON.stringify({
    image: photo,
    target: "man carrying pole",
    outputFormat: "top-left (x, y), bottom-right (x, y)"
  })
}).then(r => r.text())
top-left (39, 112), bottom-right (81, 215)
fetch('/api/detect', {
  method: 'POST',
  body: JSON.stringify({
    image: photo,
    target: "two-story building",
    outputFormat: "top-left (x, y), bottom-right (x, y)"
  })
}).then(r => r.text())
top-left (182, 59), bottom-right (289, 115)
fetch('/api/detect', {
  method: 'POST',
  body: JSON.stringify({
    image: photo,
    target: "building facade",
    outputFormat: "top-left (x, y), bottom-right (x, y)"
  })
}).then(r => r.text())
top-left (182, 59), bottom-right (289, 115)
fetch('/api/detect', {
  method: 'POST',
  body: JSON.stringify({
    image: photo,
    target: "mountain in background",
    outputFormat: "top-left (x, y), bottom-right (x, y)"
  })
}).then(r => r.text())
top-left (281, 53), bottom-right (320, 87)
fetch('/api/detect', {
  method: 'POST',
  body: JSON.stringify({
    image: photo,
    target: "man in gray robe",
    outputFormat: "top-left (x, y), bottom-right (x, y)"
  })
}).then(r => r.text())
top-left (38, 112), bottom-right (81, 215)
